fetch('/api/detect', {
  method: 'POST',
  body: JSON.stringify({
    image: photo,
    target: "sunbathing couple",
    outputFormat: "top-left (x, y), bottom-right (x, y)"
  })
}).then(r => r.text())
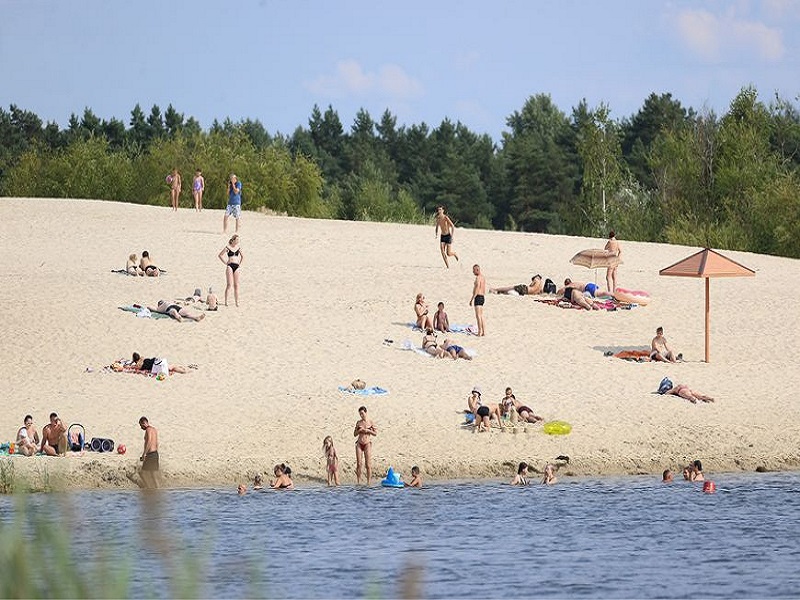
top-left (422, 328), bottom-right (471, 360)
top-left (468, 386), bottom-right (542, 432)
top-left (126, 251), bottom-right (161, 277)
top-left (415, 293), bottom-right (450, 332)
top-left (556, 278), bottom-right (613, 310)
top-left (15, 413), bottom-right (67, 456)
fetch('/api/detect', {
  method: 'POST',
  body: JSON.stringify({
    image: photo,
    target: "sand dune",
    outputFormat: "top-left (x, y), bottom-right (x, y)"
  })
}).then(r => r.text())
top-left (1, 197), bottom-right (798, 489)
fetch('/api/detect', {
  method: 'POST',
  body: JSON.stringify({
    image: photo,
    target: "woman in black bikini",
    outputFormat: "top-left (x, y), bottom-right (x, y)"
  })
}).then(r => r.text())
top-left (270, 464), bottom-right (294, 490)
top-left (414, 293), bottom-right (433, 330)
top-left (218, 234), bottom-right (244, 307)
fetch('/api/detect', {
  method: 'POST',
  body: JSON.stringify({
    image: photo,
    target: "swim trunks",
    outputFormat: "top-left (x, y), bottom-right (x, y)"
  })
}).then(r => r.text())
top-left (142, 451), bottom-right (159, 471)
top-left (517, 405), bottom-right (532, 415)
top-left (225, 204), bottom-right (241, 218)
top-left (585, 282), bottom-right (599, 297)
top-left (563, 287), bottom-right (575, 301)
top-left (166, 304), bottom-right (182, 315)
top-left (513, 284), bottom-right (528, 296)
top-left (440, 234), bottom-right (452, 244)
top-left (476, 406), bottom-right (490, 418)
top-left (446, 345), bottom-right (464, 354)
top-left (474, 295), bottom-right (485, 306)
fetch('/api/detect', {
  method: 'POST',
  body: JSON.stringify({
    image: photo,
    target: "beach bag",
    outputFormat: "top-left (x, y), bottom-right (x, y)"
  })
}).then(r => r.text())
top-left (151, 358), bottom-right (169, 376)
top-left (544, 278), bottom-right (556, 294)
top-left (658, 377), bottom-right (673, 395)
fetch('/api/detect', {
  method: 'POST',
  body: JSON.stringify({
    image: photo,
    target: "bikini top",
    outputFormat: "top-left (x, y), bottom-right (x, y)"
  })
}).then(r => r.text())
top-left (227, 247), bottom-right (240, 257)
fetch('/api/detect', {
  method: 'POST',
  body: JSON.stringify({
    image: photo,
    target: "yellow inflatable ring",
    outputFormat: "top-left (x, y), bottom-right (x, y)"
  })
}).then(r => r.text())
top-left (543, 420), bottom-right (572, 435)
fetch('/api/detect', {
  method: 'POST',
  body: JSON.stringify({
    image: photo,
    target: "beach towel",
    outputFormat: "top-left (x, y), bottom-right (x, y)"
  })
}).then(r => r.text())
top-left (400, 339), bottom-right (477, 359)
top-left (613, 350), bottom-right (651, 362)
top-left (111, 269), bottom-right (166, 275)
top-left (118, 305), bottom-right (171, 319)
top-left (449, 324), bottom-right (479, 335)
top-left (337, 386), bottom-right (389, 396)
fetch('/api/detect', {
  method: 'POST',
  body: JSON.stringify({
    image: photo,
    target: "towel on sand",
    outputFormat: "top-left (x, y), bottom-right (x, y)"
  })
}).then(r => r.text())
top-left (118, 305), bottom-right (171, 319)
top-left (614, 350), bottom-right (651, 362)
top-left (338, 386), bottom-right (389, 395)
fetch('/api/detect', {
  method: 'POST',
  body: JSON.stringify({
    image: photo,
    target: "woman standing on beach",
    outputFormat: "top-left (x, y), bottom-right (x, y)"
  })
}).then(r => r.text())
top-left (218, 234), bottom-right (243, 307)
top-left (605, 230), bottom-right (621, 292)
top-left (354, 406), bottom-right (377, 485)
top-left (169, 168), bottom-right (182, 211)
top-left (192, 169), bottom-right (205, 212)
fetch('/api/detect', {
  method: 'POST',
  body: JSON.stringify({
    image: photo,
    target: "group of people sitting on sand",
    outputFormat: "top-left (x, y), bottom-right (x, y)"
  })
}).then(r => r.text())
top-left (466, 386), bottom-right (544, 432)
top-left (414, 293), bottom-right (451, 332)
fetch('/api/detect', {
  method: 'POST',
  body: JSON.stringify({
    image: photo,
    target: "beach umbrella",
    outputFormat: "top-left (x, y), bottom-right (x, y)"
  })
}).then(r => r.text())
top-left (659, 248), bottom-right (755, 363)
top-left (570, 248), bottom-right (622, 282)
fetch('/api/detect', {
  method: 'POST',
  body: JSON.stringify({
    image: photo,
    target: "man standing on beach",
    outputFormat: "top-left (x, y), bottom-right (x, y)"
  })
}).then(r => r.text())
top-left (434, 205), bottom-right (459, 268)
top-left (40, 412), bottom-right (67, 456)
top-left (224, 174), bottom-right (242, 233)
top-left (470, 264), bottom-right (486, 336)
top-left (138, 416), bottom-right (160, 489)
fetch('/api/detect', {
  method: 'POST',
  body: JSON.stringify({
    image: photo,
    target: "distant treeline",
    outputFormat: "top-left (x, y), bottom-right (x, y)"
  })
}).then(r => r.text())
top-left (2, 86), bottom-right (799, 257)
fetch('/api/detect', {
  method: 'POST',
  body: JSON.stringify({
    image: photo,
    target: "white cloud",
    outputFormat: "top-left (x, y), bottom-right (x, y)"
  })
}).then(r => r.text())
top-left (674, 7), bottom-right (785, 62)
top-left (305, 60), bottom-right (423, 100)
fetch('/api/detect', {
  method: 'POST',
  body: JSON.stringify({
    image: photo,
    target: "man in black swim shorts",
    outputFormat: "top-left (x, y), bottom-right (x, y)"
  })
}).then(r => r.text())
top-left (434, 205), bottom-right (459, 268)
top-left (470, 264), bottom-right (486, 336)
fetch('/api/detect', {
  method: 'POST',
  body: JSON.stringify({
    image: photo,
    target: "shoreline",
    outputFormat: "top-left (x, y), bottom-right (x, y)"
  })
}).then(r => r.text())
top-left (2, 197), bottom-right (799, 495)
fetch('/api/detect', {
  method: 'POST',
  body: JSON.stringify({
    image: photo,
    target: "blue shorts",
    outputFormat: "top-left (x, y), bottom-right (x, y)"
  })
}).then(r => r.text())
top-left (226, 204), bottom-right (241, 218)
top-left (585, 282), bottom-right (599, 297)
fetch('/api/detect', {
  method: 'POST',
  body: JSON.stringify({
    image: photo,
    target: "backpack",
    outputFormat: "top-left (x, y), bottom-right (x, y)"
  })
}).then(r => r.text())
top-left (658, 377), bottom-right (673, 395)
top-left (544, 278), bottom-right (557, 294)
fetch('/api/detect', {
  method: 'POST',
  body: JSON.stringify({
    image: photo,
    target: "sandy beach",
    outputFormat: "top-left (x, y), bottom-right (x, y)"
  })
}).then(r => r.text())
top-left (1, 197), bottom-right (799, 490)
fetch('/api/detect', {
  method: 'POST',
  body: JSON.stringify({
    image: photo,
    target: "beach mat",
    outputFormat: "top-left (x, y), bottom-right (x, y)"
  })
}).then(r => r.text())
top-left (111, 269), bottom-right (167, 275)
top-left (338, 386), bottom-right (389, 396)
top-left (613, 350), bottom-right (651, 362)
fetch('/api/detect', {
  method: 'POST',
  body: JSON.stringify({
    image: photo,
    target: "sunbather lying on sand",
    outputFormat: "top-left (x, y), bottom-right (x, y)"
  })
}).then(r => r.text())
top-left (665, 383), bottom-right (714, 404)
top-left (130, 352), bottom-right (189, 374)
top-left (491, 274), bottom-right (543, 296)
top-left (442, 338), bottom-right (472, 360)
top-left (148, 299), bottom-right (206, 322)
top-left (422, 328), bottom-right (449, 358)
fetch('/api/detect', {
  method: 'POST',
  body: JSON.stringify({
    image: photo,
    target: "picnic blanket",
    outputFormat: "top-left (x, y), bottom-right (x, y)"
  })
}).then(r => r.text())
top-left (118, 305), bottom-right (171, 319)
top-left (338, 386), bottom-right (389, 396)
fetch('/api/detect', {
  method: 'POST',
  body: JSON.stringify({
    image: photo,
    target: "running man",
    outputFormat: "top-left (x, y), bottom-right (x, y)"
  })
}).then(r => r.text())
top-left (470, 264), bottom-right (486, 336)
top-left (434, 205), bottom-right (459, 267)
top-left (138, 416), bottom-right (160, 489)
top-left (353, 406), bottom-right (377, 485)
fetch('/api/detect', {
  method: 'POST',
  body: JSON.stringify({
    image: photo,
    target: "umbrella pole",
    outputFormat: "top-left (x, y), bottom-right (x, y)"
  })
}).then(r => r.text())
top-left (705, 277), bottom-right (710, 363)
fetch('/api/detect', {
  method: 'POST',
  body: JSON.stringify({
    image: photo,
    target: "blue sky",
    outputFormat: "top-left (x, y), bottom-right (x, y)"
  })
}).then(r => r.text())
top-left (2, 0), bottom-right (798, 141)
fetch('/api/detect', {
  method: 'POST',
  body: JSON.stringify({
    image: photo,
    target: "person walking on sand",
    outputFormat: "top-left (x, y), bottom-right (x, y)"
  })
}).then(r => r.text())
top-left (323, 436), bottom-right (340, 486)
top-left (218, 234), bottom-right (243, 307)
top-left (470, 264), bottom-right (486, 336)
top-left (434, 205), bottom-right (459, 267)
top-left (192, 169), bottom-right (205, 212)
top-left (169, 168), bottom-right (182, 211)
top-left (40, 412), bottom-right (67, 456)
top-left (354, 406), bottom-right (377, 485)
top-left (605, 230), bottom-right (621, 292)
top-left (138, 416), bottom-right (160, 489)
top-left (224, 174), bottom-right (242, 233)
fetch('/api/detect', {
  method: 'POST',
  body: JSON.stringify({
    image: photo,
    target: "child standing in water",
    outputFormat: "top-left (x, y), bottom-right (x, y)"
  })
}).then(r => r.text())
top-left (323, 436), bottom-right (340, 486)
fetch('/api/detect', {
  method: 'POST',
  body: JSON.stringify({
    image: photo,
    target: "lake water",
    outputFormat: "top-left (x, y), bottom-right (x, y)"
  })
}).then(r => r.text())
top-left (2, 472), bottom-right (800, 598)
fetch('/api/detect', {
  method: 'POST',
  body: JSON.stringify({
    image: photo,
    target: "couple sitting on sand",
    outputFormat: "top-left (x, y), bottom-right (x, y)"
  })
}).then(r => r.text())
top-left (126, 251), bottom-right (161, 277)
top-left (422, 328), bottom-right (472, 360)
top-left (467, 386), bottom-right (543, 432)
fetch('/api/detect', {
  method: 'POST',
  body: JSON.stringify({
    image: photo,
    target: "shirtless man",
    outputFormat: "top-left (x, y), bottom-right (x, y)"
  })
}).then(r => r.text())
top-left (470, 264), bottom-right (486, 336)
top-left (139, 250), bottom-right (160, 277)
top-left (405, 466), bottom-right (423, 488)
top-left (138, 416), bottom-right (160, 489)
top-left (16, 415), bottom-right (40, 456)
top-left (491, 274), bottom-right (544, 296)
top-left (354, 406), bottom-right (377, 485)
top-left (604, 230), bottom-right (621, 292)
top-left (433, 302), bottom-right (450, 333)
top-left (651, 327), bottom-right (680, 363)
top-left (40, 412), bottom-right (67, 456)
top-left (434, 205), bottom-right (459, 268)
top-left (148, 299), bottom-right (206, 322)
top-left (557, 279), bottom-right (599, 310)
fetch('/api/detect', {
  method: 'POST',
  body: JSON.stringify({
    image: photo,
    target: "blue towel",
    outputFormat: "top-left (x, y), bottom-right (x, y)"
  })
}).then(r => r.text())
top-left (449, 324), bottom-right (478, 335)
top-left (338, 386), bottom-right (389, 396)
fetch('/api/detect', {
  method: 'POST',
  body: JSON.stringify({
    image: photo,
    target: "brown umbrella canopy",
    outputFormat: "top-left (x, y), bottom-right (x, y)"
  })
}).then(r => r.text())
top-left (570, 248), bottom-right (622, 270)
top-left (659, 248), bottom-right (755, 362)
